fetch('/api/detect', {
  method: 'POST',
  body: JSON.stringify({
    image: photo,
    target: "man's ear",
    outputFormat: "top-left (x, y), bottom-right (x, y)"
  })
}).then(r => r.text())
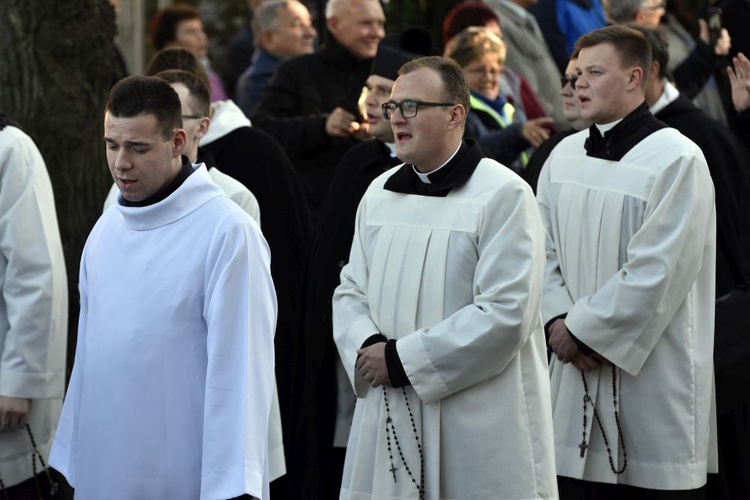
top-left (627, 66), bottom-right (644, 90)
top-left (448, 104), bottom-right (467, 130)
top-left (172, 128), bottom-right (187, 157)
top-left (650, 60), bottom-right (661, 82)
top-left (260, 29), bottom-right (274, 49)
top-left (196, 117), bottom-right (211, 139)
top-left (326, 16), bottom-right (339, 37)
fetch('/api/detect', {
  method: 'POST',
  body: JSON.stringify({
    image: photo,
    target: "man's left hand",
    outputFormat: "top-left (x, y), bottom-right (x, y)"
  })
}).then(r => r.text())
top-left (356, 343), bottom-right (390, 388)
top-left (0, 396), bottom-right (30, 433)
top-left (547, 319), bottom-right (580, 363)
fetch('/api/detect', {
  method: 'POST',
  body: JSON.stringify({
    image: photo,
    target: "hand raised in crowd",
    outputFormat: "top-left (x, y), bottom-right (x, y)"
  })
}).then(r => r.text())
top-left (521, 117), bottom-right (554, 148)
top-left (325, 107), bottom-right (370, 139)
top-left (356, 342), bottom-right (390, 388)
top-left (0, 396), bottom-right (30, 433)
top-left (728, 52), bottom-right (750, 112)
top-left (698, 18), bottom-right (731, 56)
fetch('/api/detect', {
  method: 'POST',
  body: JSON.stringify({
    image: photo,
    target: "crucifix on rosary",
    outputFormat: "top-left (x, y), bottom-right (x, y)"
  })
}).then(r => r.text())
top-left (390, 466), bottom-right (398, 482)
top-left (579, 440), bottom-right (588, 458)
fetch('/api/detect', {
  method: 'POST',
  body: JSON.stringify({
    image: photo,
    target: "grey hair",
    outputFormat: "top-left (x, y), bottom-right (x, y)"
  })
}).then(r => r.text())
top-left (253, 0), bottom-right (290, 37)
top-left (607, 0), bottom-right (646, 23)
top-left (326, 0), bottom-right (370, 19)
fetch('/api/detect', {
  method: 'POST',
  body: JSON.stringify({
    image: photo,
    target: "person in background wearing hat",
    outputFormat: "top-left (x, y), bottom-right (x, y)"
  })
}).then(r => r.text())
top-left (293, 27), bottom-right (437, 500)
top-left (333, 55), bottom-right (557, 499)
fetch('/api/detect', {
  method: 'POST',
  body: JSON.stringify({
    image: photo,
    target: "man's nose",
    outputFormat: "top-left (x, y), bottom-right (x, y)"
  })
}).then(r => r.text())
top-left (390, 108), bottom-right (406, 124)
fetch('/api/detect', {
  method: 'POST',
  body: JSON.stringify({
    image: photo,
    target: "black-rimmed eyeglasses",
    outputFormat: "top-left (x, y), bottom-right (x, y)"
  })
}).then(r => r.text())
top-left (560, 75), bottom-right (578, 89)
top-left (381, 100), bottom-right (455, 120)
top-left (182, 114), bottom-right (205, 120)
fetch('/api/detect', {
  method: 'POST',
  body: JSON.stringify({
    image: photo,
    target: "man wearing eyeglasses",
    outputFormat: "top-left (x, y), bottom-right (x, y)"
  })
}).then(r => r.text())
top-left (299, 27), bottom-right (436, 499)
top-left (332, 55), bottom-right (557, 499)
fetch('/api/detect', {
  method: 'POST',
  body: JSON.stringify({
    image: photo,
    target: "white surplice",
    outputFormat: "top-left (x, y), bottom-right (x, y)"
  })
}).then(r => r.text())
top-left (50, 166), bottom-right (277, 500)
top-left (334, 158), bottom-right (557, 499)
top-left (537, 128), bottom-right (718, 489)
top-left (0, 125), bottom-right (67, 487)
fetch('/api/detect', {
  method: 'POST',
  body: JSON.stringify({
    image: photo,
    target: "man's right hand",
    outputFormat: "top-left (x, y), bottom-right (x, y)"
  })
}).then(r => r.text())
top-left (728, 52), bottom-right (750, 112)
top-left (0, 396), bottom-right (30, 433)
top-left (325, 107), bottom-right (361, 138)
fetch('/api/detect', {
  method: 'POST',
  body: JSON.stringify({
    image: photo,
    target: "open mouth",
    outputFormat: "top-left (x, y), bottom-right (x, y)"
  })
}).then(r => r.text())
top-left (119, 178), bottom-right (137, 189)
top-left (396, 131), bottom-right (412, 143)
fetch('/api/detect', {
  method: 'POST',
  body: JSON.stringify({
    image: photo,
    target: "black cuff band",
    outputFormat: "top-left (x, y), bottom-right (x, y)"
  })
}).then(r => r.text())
top-left (385, 339), bottom-right (410, 388)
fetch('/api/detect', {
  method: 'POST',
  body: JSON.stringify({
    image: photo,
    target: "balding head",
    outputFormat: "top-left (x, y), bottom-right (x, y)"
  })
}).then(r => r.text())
top-left (325, 0), bottom-right (385, 60)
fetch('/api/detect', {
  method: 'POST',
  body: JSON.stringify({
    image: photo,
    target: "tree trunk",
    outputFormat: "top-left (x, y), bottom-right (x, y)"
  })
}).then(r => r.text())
top-left (0, 0), bottom-right (120, 379)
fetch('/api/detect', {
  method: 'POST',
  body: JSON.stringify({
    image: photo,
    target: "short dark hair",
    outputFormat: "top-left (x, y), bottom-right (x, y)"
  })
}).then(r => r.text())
top-left (144, 47), bottom-right (211, 91)
top-left (398, 56), bottom-right (470, 114)
top-left (627, 23), bottom-right (669, 78)
top-left (106, 75), bottom-right (182, 140)
top-left (155, 69), bottom-right (211, 117)
top-left (442, 2), bottom-right (500, 48)
top-left (573, 25), bottom-right (652, 84)
top-left (149, 4), bottom-right (201, 51)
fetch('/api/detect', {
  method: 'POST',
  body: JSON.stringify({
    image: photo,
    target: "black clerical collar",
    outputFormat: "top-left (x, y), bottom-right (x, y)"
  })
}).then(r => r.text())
top-left (196, 147), bottom-right (217, 170)
top-left (383, 139), bottom-right (485, 197)
top-left (121, 155), bottom-right (194, 207)
top-left (584, 101), bottom-right (667, 161)
top-left (0, 112), bottom-right (21, 131)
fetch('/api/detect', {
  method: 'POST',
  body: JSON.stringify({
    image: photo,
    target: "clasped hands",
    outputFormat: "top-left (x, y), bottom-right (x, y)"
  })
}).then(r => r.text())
top-left (0, 396), bottom-right (30, 433)
top-left (547, 319), bottom-right (611, 372)
top-left (356, 342), bottom-right (391, 388)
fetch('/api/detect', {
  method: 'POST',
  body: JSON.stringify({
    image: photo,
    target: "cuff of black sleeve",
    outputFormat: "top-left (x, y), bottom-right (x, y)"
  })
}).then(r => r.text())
top-left (569, 332), bottom-right (594, 356)
top-left (385, 340), bottom-right (410, 388)
top-left (361, 333), bottom-right (388, 349)
top-left (544, 313), bottom-right (567, 340)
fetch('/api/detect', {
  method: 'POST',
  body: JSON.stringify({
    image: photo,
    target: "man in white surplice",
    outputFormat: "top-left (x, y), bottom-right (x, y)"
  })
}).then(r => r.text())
top-left (49, 76), bottom-right (277, 500)
top-left (333, 56), bottom-right (557, 499)
top-left (538, 26), bottom-right (717, 498)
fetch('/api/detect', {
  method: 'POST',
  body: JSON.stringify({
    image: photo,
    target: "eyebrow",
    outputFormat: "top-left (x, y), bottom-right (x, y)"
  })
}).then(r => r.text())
top-left (579, 63), bottom-right (605, 71)
top-left (104, 137), bottom-right (151, 148)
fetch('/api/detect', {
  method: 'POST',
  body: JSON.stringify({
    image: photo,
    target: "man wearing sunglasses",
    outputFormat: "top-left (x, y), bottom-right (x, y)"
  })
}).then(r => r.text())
top-left (523, 54), bottom-right (594, 192)
top-left (333, 56), bottom-right (556, 499)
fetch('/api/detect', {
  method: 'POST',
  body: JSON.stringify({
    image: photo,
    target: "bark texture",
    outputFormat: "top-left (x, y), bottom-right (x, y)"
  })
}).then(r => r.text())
top-left (0, 0), bottom-right (121, 377)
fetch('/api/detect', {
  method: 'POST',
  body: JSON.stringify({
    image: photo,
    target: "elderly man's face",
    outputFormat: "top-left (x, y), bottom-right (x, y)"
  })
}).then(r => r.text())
top-left (635, 0), bottom-right (666, 28)
top-left (264, 2), bottom-right (317, 57)
top-left (327, 0), bottom-right (385, 60)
